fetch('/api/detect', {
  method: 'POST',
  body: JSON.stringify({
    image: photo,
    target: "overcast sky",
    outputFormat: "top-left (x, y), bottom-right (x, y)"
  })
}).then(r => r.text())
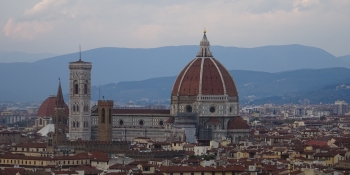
top-left (0, 0), bottom-right (349, 56)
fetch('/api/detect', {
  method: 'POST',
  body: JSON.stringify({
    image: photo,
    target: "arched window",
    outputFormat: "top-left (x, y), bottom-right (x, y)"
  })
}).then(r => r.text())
top-left (73, 105), bottom-right (76, 112)
top-left (102, 108), bottom-right (105, 123)
top-left (84, 105), bottom-right (89, 112)
top-left (84, 82), bottom-right (88, 94)
top-left (109, 109), bottom-right (112, 124)
top-left (39, 118), bottom-right (42, 125)
top-left (58, 117), bottom-right (61, 124)
top-left (73, 121), bottom-right (76, 128)
top-left (77, 105), bottom-right (79, 112)
top-left (76, 122), bottom-right (79, 128)
top-left (74, 81), bottom-right (79, 94)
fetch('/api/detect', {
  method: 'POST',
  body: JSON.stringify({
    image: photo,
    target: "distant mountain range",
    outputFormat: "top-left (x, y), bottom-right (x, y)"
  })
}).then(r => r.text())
top-left (0, 45), bottom-right (350, 103)
top-left (0, 52), bottom-right (58, 63)
top-left (92, 68), bottom-right (350, 105)
top-left (339, 55), bottom-right (350, 63)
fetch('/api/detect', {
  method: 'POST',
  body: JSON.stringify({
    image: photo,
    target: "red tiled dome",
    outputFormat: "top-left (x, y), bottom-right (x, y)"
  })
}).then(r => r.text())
top-left (172, 31), bottom-right (237, 97)
top-left (37, 96), bottom-right (69, 117)
top-left (171, 57), bottom-right (238, 96)
top-left (227, 117), bottom-right (249, 130)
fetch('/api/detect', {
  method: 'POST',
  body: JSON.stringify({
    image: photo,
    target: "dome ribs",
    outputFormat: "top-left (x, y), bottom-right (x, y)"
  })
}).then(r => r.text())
top-left (214, 60), bottom-right (238, 96)
top-left (178, 59), bottom-right (201, 96)
top-left (201, 58), bottom-right (224, 95)
top-left (171, 57), bottom-right (238, 97)
top-left (171, 60), bottom-right (192, 96)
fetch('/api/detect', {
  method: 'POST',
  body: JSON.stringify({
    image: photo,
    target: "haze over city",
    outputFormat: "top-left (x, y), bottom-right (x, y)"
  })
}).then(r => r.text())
top-left (2, 1), bottom-right (350, 175)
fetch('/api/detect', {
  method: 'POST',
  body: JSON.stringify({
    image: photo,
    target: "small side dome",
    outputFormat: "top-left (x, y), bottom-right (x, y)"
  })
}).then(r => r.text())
top-left (37, 96), bottom-right (69, 117)
top-left (227, 117), bottom-right (249, 130)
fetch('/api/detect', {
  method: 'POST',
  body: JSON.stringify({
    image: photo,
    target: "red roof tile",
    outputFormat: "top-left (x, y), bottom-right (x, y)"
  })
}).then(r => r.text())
top-left (37, 96), bottom-right (69, 117)
top-left (227, 117), bottom-right (249, 130)
top-left (171, 57), bottom-right (238, 96)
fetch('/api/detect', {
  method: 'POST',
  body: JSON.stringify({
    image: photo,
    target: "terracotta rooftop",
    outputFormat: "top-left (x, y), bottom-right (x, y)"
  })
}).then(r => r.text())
top-left (159, 165), bottom-right (246, 172)
top-left (171, 33), bottom-right (238, 97)
top-left (227, 117), bottom-right (249, 130)
top-left (37, 96), bottom-right (69, 117)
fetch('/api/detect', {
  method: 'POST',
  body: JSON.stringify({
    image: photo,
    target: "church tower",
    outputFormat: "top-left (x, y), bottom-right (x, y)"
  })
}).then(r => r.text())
top-left (48, 80), bottom-right (68, 153)
top-left (69, 56), bottom-right (92, 141)
top-left (97, 100), bottom-right (113, 141)
top-left (54, 80), bottom-right (68, 143)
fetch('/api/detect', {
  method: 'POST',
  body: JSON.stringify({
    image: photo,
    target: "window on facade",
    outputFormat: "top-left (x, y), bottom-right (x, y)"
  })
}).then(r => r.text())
top-left (74, 81), bottom-right (79, 94)
top-left (109, 109), bottom-right (112, 124)
top-left (77, 105), bottom-right (79, 112)
top-left (77, 122), bottom-right (79, 128)
top-left (84, 83), bottom-right (88, 94)
top-left (139, 120), bottom-right (144, 126)
top-left (101, 108), bottom-right (106, 123)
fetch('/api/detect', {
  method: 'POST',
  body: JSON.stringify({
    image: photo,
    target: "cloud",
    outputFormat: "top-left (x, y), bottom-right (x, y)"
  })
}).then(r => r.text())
top-left (3, 18), bottom-right (53, 40)
top-left (1, 0), bottom-right (350, 56)
top-left (2, 0), bottom-right (74, 40)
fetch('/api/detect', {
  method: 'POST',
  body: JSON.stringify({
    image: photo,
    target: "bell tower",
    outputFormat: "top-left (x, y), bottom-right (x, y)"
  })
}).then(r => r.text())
top-left (69, 55), bottom-right (92, 141)
top-left (98, 100), bottom-right (113, 141)
top-left (47, 80), bottom-right (68, 153)
top-left (54, 80), bottom-right (68, 143)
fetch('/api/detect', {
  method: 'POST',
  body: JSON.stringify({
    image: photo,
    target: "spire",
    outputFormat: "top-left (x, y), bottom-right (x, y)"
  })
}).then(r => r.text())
top-left (56, 78), bottom-right (65, 108)
top-left (197, 29), bottom-right (212, 57)
top-left (79, 45), bottom-right (82, 61)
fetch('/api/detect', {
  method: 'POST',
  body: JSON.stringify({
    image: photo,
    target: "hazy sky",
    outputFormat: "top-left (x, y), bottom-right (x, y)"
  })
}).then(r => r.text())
top-left (1, 0), bottom-right (349, 56)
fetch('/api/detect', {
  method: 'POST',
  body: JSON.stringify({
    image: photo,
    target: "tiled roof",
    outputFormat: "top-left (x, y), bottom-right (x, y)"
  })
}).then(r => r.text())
top-left (52, 170), bottom-right (79, 175)
top-left (165, 116), bottom-right (175, 123)
top-left (227, 117), bottom-right (249, 130)
top-left (159, 165), bottom-right (246, 172)
top-left (37, 96), bottom-right (69, 117)
top-left (171, 57), bottom-right (238, 96)
top-left (13, 142), bottom-right (47, 148)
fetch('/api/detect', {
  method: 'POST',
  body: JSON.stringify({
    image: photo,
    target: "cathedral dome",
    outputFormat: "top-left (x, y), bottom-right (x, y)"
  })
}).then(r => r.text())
top-left (227, 117), bottom-right (249, 130)
top-left (171, 32), bottom-right (238, 97)
top-left (37, 96), bottom-right (69, 117)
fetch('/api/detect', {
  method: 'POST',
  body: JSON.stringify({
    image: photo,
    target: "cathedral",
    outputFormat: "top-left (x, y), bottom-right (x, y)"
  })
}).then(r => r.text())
top-left (38, 30), bottom-right (250, 147)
